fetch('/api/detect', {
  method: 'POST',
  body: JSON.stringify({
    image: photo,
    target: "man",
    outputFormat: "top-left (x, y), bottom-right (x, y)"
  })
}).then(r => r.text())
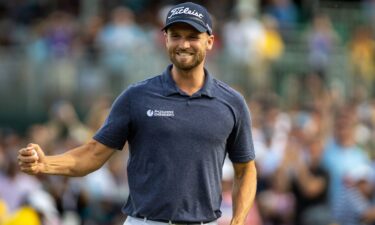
top-left (322, 109), bottom-right (371, 208)
top-left (18, 2), bottom-right (257, 225)
top-left (334, 164), bottom-right (375, 225)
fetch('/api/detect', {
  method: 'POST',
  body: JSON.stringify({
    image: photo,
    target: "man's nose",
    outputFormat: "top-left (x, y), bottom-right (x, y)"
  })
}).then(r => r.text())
top-left (179, 39), bottom-right (191, 49)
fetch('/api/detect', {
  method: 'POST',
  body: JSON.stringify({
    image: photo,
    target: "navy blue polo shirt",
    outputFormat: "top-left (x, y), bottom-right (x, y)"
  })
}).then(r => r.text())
top-left (94, 65), bottom-right (255, 222)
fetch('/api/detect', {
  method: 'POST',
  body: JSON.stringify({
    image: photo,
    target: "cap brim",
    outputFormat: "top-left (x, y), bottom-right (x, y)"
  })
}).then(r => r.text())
top-left (162, 19), bottom-right (209, 34)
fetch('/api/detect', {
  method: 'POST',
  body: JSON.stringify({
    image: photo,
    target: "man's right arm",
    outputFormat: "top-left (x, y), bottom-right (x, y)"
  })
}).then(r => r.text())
top-left (18, 139), bottom-right (116, 177)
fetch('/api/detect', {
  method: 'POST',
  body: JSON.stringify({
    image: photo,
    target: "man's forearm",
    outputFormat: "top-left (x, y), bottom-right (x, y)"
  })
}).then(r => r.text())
top-left (231, 160), bottom-right (257, 225)
top-left (43, 144), bottom-right (94, 176)
top-left (32, 140), bottom-right (115, 177)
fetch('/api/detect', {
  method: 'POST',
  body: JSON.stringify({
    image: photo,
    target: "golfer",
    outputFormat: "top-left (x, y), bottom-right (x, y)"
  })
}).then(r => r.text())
top-left (18, 2), bottom-right (257, 225)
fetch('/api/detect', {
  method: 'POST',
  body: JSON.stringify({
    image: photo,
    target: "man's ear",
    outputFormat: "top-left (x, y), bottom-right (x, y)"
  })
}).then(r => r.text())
top-left (163, 31), bottom-right (168, 41)
top-left (206, 35), bottom-right (214, 50)
top-left (164, 31), bottom-right (168, 44)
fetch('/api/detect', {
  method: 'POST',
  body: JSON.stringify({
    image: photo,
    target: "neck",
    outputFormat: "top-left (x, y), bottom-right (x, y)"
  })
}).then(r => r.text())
top-left (171, 64), bottom-right (205, 96)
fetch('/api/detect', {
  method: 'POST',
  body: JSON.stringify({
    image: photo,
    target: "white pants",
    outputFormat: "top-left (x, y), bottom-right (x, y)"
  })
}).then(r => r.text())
top-left (123, 216), bottom-right (218, 225)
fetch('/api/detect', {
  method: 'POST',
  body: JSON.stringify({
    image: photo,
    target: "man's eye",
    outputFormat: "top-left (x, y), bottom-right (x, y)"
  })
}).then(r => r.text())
top-left (170, 34), bottom-right (180, 38)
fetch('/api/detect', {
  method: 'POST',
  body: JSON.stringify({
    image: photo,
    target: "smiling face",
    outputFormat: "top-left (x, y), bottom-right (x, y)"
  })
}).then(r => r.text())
top-left (165, 23), bottom-right (214, 71)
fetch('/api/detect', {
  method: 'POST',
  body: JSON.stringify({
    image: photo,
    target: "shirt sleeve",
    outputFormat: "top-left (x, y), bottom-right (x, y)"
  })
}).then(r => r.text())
top-left (93, 89), bottom-right (132, 150)
top-left (226, 96), bottom-right (255, 163)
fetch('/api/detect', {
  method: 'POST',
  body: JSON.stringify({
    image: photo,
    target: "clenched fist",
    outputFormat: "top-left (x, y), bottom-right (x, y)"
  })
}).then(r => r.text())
top-left (18, 143), bottom-right (45, 175)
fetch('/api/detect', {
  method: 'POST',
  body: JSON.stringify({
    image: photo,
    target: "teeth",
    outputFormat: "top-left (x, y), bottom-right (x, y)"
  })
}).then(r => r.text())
top-left (178, 52), bottom-right (191, 56)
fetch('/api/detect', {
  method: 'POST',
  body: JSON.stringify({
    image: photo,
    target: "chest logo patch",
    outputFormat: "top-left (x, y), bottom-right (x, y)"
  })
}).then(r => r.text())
top-left (147, 109), bottom-right (174, 117)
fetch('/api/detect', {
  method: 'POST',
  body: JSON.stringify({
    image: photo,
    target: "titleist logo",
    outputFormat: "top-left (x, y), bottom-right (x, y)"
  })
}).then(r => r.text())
top-left (168, 7), bottom-right (204, 19)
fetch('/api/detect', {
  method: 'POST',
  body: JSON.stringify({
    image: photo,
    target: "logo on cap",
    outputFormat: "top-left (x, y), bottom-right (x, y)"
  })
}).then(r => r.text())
top-left (168, 7), bottom-right (204, 19)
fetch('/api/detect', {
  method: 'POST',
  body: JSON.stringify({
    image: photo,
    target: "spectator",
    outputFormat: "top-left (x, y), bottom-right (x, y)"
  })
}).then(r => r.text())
top-left (253, 93), bottom-right (291, 190)
top-left (221, 3), bottom-right (265, 94)
top-left (298, 72), bottom-right (332, 112)
top-left (259, 14), bottom-right (284, 62)
top-left (348, 25), bottom-right (375, 98)
top-left (258, 161), bottom-right (295, 225)
top-left (1, 206), bottom-right (41, 225)
top-left (97, 6), bottom-right (147, 93)
top-left (306, 13), bottom-right (339, 81)
top-left (44, 11), bottom-right (79, 99)
top-left (80, 15), bottom-right (104, 62)
top-left (322, 107), bottom-right (372, 209)
top-left (26, 189), bottom-right (61, 225)
top-left (335, 164), bottom-right (375, 225)
top-left (255, 14), bottom-right (285, 92)
top-left (0, 130), bottom-right (42, 213)
top-left (264, 0), bottom-right (298, 40)
top-left (76, 16), bottom-right (108, 102)
top-left (284, 131), bottom-right (332, 225)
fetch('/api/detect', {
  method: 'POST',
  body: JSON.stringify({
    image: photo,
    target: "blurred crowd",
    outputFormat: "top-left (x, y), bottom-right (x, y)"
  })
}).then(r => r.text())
top-left (1, 0), bottom-right (375, 225)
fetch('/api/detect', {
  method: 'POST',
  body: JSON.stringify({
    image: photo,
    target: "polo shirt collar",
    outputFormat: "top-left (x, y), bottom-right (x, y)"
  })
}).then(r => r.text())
top-left (162, 64), bottom-right (215, 98)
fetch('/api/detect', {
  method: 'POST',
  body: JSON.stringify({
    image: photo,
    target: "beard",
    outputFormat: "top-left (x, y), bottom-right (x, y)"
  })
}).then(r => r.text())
top-left (168, 48), bottom-right (205, 71)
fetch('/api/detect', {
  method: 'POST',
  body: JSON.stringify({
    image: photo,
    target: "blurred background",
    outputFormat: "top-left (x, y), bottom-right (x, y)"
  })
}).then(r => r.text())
top-left (1, 0), bottom-right (375, 224)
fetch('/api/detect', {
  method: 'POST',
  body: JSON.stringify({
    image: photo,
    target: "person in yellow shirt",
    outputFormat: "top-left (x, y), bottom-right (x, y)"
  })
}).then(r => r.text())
top-left (349, 25), bottom-right (375, 97)
top-left (260, 15), bottom-right (284, 62)
top-left (0, 199), bottom-right (40, 225)
top-left (257, 15), bottom-right (284, 92)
